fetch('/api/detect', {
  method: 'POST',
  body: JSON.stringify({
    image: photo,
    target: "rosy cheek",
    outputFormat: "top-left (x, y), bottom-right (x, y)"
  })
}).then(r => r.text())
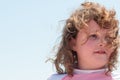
top-left (108, 49), bottom-right (114, 55)
top-left (86, 39), bottom-right (97, 46)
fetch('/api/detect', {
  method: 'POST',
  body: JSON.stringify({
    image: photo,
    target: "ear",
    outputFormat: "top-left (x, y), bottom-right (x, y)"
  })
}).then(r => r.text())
top-left (69, 37), bottom-right (77, 51)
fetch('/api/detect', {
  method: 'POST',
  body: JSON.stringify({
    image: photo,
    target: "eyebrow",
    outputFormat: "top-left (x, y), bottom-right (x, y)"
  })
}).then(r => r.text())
top-left (89, 29), bottom-right (99, 34)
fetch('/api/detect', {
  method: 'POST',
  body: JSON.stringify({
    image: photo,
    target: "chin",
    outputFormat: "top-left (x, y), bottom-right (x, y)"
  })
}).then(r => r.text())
top-left (94, 64), bottom-right (107, 69)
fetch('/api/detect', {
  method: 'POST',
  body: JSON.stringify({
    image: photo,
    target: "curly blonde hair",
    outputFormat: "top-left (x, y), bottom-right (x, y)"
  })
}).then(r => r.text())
top-left (53, 2), bottom-right (119, 76)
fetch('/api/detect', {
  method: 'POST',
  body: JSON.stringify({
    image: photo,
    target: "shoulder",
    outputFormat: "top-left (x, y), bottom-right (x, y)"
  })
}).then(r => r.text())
top-left (47, 73), bottom-right (67, 80)
top-left (112, 72), bottom-right (120, 80)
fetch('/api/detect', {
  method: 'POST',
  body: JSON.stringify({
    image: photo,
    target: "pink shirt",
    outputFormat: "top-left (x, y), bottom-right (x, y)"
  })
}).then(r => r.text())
top-left (47, 69), bottom-right (120, 80)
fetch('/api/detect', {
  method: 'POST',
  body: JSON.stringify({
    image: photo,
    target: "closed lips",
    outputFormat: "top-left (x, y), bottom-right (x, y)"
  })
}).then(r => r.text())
top-left (94, 50), bottom-right (106, 54)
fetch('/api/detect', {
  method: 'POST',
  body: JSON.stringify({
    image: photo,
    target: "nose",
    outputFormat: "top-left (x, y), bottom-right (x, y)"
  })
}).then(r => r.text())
top-left (98, 38), bottom-right (107, 47)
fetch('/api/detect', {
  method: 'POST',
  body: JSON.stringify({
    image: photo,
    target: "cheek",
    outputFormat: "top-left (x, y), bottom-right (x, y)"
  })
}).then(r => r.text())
top-left (85, 39), bottom-right (97, 48)
top-left (76, 39), bottom-right (97, 52)
top-left (77, 41), bottom-right (95, 55)
top-left (107, 49), bottom-right (114, 57)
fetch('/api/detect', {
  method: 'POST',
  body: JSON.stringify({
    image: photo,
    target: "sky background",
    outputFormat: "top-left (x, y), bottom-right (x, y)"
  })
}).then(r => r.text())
top-left (0, 0), bottom-right (120, 80)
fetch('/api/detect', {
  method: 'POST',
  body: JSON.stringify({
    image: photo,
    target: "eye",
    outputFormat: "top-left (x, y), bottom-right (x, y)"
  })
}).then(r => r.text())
top-left (89, 34), bottom-right (98, 40)
top-left (105, 36), bottom-right (114, 43)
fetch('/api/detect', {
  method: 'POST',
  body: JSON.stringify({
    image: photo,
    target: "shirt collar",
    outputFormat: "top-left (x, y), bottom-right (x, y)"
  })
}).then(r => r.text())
top-left (73, 68), bottom-right (106, 74)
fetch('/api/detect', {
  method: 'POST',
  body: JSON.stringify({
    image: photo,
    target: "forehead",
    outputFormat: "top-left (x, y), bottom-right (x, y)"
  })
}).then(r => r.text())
top-left (83, 20), bottom-right (109, 34)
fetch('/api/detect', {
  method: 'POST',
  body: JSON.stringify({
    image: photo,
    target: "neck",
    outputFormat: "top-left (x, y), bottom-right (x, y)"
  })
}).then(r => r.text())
top-left (78, 62), bottom-right (106, 70)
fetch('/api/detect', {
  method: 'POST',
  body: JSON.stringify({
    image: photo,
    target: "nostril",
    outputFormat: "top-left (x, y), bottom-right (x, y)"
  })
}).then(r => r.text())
top-left (99, 42), bottom-right (105, 47)
top-left (98, 39), bottom-right (106, 47)
top-left (99, 43), bottom-right (102, 46)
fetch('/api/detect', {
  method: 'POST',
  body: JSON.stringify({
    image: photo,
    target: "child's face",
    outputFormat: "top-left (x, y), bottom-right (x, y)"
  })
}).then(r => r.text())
top-left (73, 20), bottom-right (113, 70)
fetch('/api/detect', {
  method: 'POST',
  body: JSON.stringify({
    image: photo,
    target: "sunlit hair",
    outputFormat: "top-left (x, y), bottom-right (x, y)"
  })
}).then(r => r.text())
top-left (53, 2), bottom-right (119, 76)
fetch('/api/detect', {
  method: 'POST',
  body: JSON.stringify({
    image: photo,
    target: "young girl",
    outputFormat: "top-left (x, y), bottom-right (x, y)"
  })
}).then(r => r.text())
top-left (47, 2), bottom-right (120, 80)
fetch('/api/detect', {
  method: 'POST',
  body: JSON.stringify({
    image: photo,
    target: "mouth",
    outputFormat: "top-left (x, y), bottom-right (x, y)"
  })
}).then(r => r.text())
top-left (94, 50), bottom-right (106, 54)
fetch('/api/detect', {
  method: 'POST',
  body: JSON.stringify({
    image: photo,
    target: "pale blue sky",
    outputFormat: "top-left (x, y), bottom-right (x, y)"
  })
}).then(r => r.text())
top-left (0, 0), bottom-right (120, 80)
